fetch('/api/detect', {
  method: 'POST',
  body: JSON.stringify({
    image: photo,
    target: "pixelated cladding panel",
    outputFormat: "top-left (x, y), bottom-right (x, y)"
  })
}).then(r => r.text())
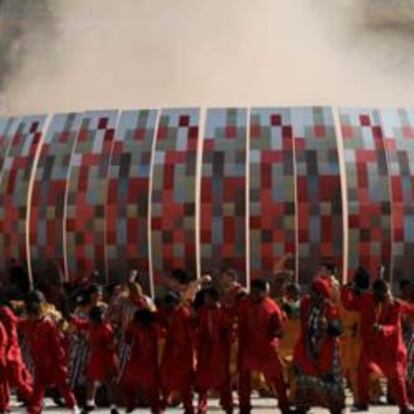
top-left (249, 108), bottom-right (296, 279)
top-left (151, 108), bottom-right (199, 283)
top-left (0, 107), bottom-right (413, 288)
top-left (294, 107), bottom-right (342, 284)
top-left (200, 108), bottom-right (247, 284)
top-left (380, 108), bottom-right (414, 285)
top-left (340, 108), bottom-right (391, 280)
top-left (29, 113), bottom-right (82, 280)
top-left (65, 110), bottom-right (118, 282)
top-left (106, 109), bottom-right (157, 290)
top-left (0, 115), bottom-right (46, 273)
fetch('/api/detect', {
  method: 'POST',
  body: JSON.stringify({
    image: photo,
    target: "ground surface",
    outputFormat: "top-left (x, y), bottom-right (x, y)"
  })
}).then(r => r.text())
top-left (9, 396), bottom-right (402, 413)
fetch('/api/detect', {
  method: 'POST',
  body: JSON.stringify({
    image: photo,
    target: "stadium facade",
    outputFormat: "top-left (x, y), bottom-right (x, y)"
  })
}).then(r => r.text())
top-left (0, 107), bottom-right (412, 293)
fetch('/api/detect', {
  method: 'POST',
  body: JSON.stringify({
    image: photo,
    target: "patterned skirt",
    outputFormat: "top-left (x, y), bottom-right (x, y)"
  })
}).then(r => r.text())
top-left (292, 344), bottom-right (345, 412)
top-left (68, 334), bottom-right (89, 388)
top-left (117, 333), bottom-right (131, 383)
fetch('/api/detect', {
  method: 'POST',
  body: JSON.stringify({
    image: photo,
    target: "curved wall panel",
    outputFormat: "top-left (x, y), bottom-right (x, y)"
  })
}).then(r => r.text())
top-left (106, 110), bottom-right (157, 292)
top-left (65, 111), bottom-right (117, 283)
top-left (1, 107), bottom-right (414, 289)
top-left (249, 108), bottom-right (296, 280)
top-left (339, 108), bottom-right (391, 280)
top-left (0, 117), bottom-right (21, 278)
top-left (151, 109), bottom-right (199, 289)
top-left (0, 117), bottom-right (19, 179)
top-left (381, 108), bottom-right (414, 284)
top-left (0, 116), bottom-right (46, 276)
top-left (200, 108), bottom-right (248, 284)
top-left (29, 113), bottom-right (82, 282)
top-left (293, 107), bottom-right (343, 284)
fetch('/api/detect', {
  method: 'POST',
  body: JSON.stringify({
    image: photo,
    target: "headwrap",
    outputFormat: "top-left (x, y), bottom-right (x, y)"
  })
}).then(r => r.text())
top-left (312, 277), bottom-right (332, 300)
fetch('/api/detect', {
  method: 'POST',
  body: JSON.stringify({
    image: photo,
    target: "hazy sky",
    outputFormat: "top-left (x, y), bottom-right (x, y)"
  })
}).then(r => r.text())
top-left (2, 0), bottom-right (414, 115)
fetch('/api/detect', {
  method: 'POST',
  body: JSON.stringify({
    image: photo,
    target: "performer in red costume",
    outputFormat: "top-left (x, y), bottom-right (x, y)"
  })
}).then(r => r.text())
top-left (70, 306), bottom-right (119, 414)
top-left (0, 300), bottom-right (32, 403)
top-left (119, 308), bottom-right (162, 414)
top-left (401, 283), bottom-right (414, 404)
top-left (218, 269), bottom-right (247, 310)
top-left (292, 277), bottom-right (344, 414)
top-left (216, 269), bottom-right (247, 387)
top-left (195, 286), bottom-right (233, 414)
top-left (21, 301), bottom-right (78, 414)
top-left (158, 292), bottom-right (195, 414)
top-left (237, 278), bottom-right (290, 414)
top-left (342, 278), bottom-right (414, 414)
top-left (0, 318), bottom-right (10, 413)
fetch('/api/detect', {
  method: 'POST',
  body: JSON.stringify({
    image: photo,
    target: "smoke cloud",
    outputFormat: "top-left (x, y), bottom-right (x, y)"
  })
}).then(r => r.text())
top-left (1, 0), bottom-right (414, 115)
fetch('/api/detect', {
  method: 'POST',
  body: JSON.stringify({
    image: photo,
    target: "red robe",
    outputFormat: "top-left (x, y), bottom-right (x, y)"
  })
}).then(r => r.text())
top-left (120, 322), bottom-right (161, 412)
top-left (341, 288), bottom-right (407, 373)
top-left (20, 317), bottom-right (76, 414)
top-left (237, 296), bottom-right (288, 412)
top-left (122, 322), bottom-right (159, 386)
top-left (195, 304), bottom-right (231, 390)
top-left (159, 305), bottom-right (194, 394)
top-left (0, 307), bottom-right (23, 365)
top-left (237, 296), bottom-right (284, 374)
top-left (20, 317), bottom-right (68, 385)
top-left (0, 321), bottom-right (9, 410)
top-left (0, 306), bottom-right (32, 399)
top-left (293, 295), bottom-right (340, 376)
top-left (72, 318), bottom-right (118, 382)
top-left (341, 287), bottom-right (410, 408)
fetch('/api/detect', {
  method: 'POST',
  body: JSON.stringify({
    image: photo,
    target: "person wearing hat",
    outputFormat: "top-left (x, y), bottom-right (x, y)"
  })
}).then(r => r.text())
top-left (292, 277), bottom-right (345, 414)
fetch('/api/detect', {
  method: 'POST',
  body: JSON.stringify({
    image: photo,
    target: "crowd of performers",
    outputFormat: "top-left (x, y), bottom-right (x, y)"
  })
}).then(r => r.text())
top-left (0, 256), bottom-right (414, 414)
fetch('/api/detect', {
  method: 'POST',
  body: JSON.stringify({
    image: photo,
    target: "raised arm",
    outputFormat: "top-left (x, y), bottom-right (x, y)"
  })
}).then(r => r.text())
top-left (399, 299), bottom-right (414, 321)
top-left (69, 315), bottom-right (89, 331)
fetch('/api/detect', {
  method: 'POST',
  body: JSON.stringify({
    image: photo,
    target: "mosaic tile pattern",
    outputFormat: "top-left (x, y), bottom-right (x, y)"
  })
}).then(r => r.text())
top-left (150, 108), bottom-right (199, 287)
top-left (65, 111), bottom-right (117, 283)
top-left (340, 108), bottom-right (391, 280)
top-left (29, 113), bottom-right (82, 282)
top-left (249, 108), bottom-right (296, 280)
top-left (106, 110), bottom-right (157, 291)
top-left (0, 117), bottom-right (19, 180)
top-left (293, 107), bottom-right (343, 284)
top-left (200, 108), bottom-right (247, 284)
top-left (0, 115), bottom-right (46, 273)
top-left (3, 106), bottom-right (414, 290)
top-left (380, 108), bottom-right (414, 284)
